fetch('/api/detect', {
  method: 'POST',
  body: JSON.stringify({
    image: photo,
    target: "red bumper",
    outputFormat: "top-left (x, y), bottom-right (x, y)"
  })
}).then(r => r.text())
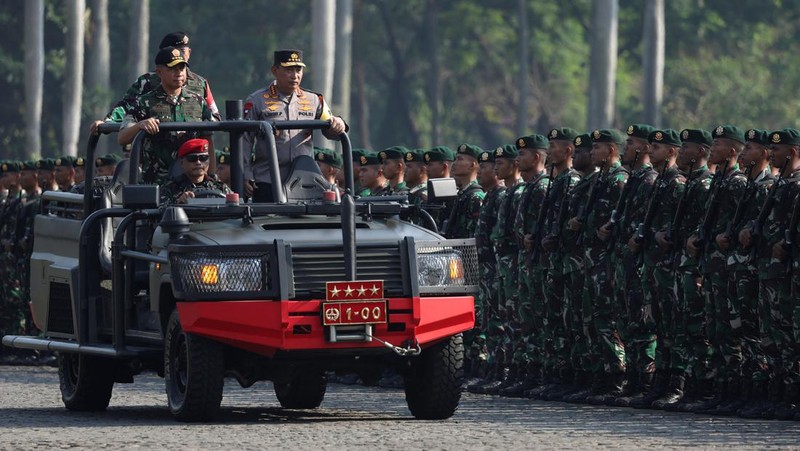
top-left (177, 296), bottom-right (475, 357)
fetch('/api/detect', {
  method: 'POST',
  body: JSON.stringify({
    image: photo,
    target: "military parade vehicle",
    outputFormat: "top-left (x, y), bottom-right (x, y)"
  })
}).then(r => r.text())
top-left (2, 102), bottom-right (477, 422)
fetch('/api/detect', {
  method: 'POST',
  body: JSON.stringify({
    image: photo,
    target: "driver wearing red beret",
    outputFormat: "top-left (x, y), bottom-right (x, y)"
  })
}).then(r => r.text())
top-left (161, 139), bottom-right (231, 204)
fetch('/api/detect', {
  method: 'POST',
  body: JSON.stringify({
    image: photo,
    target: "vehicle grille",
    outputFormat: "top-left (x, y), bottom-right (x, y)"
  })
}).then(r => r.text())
top-left (47, 282), bottom-right (74, 335)
top-left (290, 247), bottom-right (405, 299)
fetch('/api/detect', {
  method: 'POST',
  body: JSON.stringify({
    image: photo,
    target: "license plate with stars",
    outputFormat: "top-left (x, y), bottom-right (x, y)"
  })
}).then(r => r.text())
top-left (322, 280), bottom-right (387, 326)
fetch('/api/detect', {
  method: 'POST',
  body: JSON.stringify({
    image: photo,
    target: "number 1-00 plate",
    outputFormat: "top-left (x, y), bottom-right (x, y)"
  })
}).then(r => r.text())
top-left (322, 300), bottom-right (387, 326)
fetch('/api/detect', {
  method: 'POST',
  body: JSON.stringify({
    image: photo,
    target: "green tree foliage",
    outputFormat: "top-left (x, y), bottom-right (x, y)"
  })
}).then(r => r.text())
top-left (3, 0), bottom-right (800, 159)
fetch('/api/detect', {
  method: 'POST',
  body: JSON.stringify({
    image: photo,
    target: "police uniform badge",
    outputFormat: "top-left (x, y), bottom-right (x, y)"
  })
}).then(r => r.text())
top-left (627, 125), bottom-right (634, 135)
top-left (655, 131), bottom-right (664, 141)
top-left (772, 133), bottom-right (781, 143)
top-left (681, 130), bottom-right (689, 140)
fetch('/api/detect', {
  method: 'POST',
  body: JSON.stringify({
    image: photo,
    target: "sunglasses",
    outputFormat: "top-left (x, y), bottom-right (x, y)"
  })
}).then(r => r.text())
top-left (184, 154), bottom-right (210, 163)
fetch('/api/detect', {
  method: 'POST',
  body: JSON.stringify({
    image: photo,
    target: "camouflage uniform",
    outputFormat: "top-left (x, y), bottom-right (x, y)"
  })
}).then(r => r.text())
top-left (444, 179), bottom-right (484, 239)
top-left (475, 183), bottom-right (504, 367)
top-left (122, 85), bottom-right (213, 184)
top-left (17, 189), bottom-right (41, 334)
top-left (160, 174), bottom-right (232, 204)
top-left (0, 185), bottom-right (24, 335)
top-left (384, 181), bottom-right (409, 196)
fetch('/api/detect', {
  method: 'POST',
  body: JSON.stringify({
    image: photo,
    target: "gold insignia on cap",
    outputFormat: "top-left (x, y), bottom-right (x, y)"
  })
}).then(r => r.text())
top-left (1, 164), bottom-right (6, 172)
top-left (550, 129), bottom-right (558, 139)
top-left (495, 147), bottom-right (504, 157)
top-left (317, 153), bottom-right (324, 161)
top-left (575, 137), bottom-right (582, 146)
top-left (681, 130), bottom-right (689, 140)
top-left (748, 129), bottom-right (755, 139)
top-left (459, 144), bottom-right (466, 152)
top-left (655, 131), bottom-right (664, 141)
top-left (424, 153), bottom-right (431, 162)
top-left (772, 133), bottom-right (781, 143)
top-left (517, 138), bottom-right (525, 148)
top-left (481, 153), bottom-right (489, 162)
top-left (291, 53), bottom-right (299, 60)
top-left (360, 155), bottom-right (368, 165)
top-left (405, 152), bottom-right (413, 161)
top-left (627, 125), bottom-right (634, 135)
top-left (76, 157), bottom-right (84, 166)
top-left (715, 126), bottom-right (724, 136)
top-left (379, 151), bottom-right (387, 160)
top-left (55, 158), bottom-right (62, 166)
top-left (220, 155), bottom-right (227, 164)
top-left (592, 130), bottom-right (601, 140)
top-left (96, 158), bottom-right (103, 166)
top-left (181, 35), bottom-right (189, 45)
top-left (36, 161), bottom-right (42, 168)
top-left (171, 48), bottom-right (181, 58)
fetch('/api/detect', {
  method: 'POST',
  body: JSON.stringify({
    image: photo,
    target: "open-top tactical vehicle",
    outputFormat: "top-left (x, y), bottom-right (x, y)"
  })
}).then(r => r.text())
top-left (2, 102), bottom-right (477, 422)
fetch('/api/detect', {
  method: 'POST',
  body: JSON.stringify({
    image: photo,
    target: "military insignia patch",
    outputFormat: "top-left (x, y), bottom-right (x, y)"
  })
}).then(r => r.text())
top-left (55, 158), bottom-right (62, 166)
top-left (627, 125), bottom-right (634, 135)
top-left (458, 144), bottom-right (466, 153)
top-left (575, 137), bottom-right (582, 146)
top-left (405, 153), bottom-right (413, 161)
top-left (291, 53), bottom-right (299, 61)
top-left (747, 129), bottom-right (755, 139)
top-left (592, 130), bottom-right (601, 140)
top-left (424, 154), bottom-right (431, 162)
top-left (550, 129), bottom-right (558, 139)
top-left (317, 153), bottom-right (324, 161)
top-left (360, 155), bottom-right (368, 165)
top-left (681, 130), bottom-right (689, 140)
top-left (96, 158), bottom-right (103, 166)
top-left (380, 151), bottom-right (387, 160)
top-left (76, 157), bottom-right (84, 166)
top-left (517, 138), bottom-right (525, 148)
top-left (495, 147), bottom-right (504, 156)
top-left (715, 126), bottom-right (724, 136)
top-left (481, 153), bottom-right (489, 161)
top-left (656, 131), bottom-right (664, 141)
top-left (772, 133), bottom-right (781, 143)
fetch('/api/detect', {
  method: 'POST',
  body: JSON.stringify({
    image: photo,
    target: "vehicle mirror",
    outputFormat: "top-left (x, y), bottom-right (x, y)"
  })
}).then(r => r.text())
top-left (427, 178), bottom-right (458, 203)
top-left (123, 185), bottom-right (160, 209)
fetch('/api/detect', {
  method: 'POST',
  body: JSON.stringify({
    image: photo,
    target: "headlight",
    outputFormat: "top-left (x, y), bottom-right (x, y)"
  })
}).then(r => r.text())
top-left (172, 255), bottom-right (266, 293)
top-left (417, 251), bottom-right (465, 287)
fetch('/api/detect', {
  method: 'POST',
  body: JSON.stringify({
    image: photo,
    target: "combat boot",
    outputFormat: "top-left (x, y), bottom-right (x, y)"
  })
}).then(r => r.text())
top-left (651, 373), bottom-right (685, 410)
top-left (615, 372), bottom-right (653, 407)
top-left (771, 382), bottom-right (800, 421)
top-left (500, 364), bottom-right (540, 397)
top-left (561, 370), bottom-right (594, 403)
top-left (585, 373), bottom-right (625, 405)
top-left (674, 378), bottom-right (715, 412)
top-left (707, 377), bottom-right (749, 416)
top-left (737, 379), bottom-right (771, 418)
top-left (629, 371), bottom-right (668, 409)
top-left (523, 368), bottom-right (560, 399)
top-left (481, 364), bottom-right (517, 395)
top-left (541, 368), bottom-right (578, 401)
top-left (467, 363), bottom-right (502, 394)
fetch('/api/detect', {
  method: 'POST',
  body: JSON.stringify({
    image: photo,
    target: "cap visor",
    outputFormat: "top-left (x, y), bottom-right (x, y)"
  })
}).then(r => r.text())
top-left (165, 60), bottom-right (187, 68)
top-left (280, 62), bottom-right (306, 67)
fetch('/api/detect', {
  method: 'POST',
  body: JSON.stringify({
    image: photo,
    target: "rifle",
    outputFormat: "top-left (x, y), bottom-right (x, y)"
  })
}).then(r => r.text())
top-left (783, 189), bottom-right (800, 274)
top-left (664, 159), bottom-right (698, 242)
top-left (550, 173), bottom-right (574, 239)
top-left (606, 148), bottom-right (643, 253)
top-left (750, 156), bottom-right (791, 260)
top-left (635, 163), bottom-right (669, 245)
top-left (723, 161), bottom-right (756, 242)
top-left (695, 158), bottom-right (733, 269)
top-left (575, 159), bottom-right (607, 246)
top-left (528, 165), bottom-right (555, 264)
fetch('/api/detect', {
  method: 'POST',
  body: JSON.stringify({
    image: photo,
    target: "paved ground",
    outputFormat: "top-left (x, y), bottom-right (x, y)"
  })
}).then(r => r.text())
top-left (0, 365), bottom-right (798, 449)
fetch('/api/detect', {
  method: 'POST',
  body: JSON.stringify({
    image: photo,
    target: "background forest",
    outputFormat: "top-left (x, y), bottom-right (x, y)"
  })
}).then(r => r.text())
top-left (2, 0), bottom-right (800, 159)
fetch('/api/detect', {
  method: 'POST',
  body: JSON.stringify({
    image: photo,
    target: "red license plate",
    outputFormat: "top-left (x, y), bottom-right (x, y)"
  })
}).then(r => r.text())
top-left (322, 300), bottom-right (387, 326)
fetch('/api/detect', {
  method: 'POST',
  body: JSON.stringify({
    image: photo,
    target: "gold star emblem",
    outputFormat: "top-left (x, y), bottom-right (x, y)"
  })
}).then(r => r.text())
top-left (329, 286), bottom-right (340, 298)
top-left (344, 285), bottom-right (354, 297)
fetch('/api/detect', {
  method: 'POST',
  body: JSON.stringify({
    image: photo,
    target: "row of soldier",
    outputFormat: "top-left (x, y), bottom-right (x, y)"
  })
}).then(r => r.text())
top-left (422, 125), bottom-right (800, 422)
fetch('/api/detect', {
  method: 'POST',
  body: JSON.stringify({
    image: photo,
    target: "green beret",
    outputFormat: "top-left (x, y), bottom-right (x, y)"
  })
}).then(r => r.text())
top-left (424, 146), bottom-right (455, 163)
top-left (712, 125), bottom-right (745, 144)
top-left (404, 149), bottom-right (425, 163)
top-left (352, 148), bottom-right (369, 163)
top-left (591, 129), bottom-right (626, 145)
top-left (21, 160), bottom-right (37, 171)
top-left (626, 124), bottom-right (656, 140)
top-left (649, 129), bottom-right (682, 146)
top-left (358, 152), bottom-right (382, 166)
top-left (95, 153), bottom-right (122, 167)
top-left (36, 158), bottom-right (56, 170)
top-left (769, 128), bottom-right (800, 146)
top-left (73, 157), bottom-right (86, 167)
top-left (574, 133), bottom-right (592, 149)
top-left (1, 161), bottom-right (21, 173)
top-left (55, 156), bottom-right (76, 167)
top-left (516, 134), bottom-right (549, 150)
top-left (547, 128), bottom-right (579, 142)
top-left (379, 146), bottom-right (408, 162)
top-left (315, 148), bottom-right (343, 168)
top-left (478, 150), bottom-right (495, 163)
top-left (494, 144), bottom-right (519, 159)
top-left (680, 129), bottom-right (713, 147)
top-left (745, 128), bottom-right (770, 146)
top-left (456, 143), bottom-right (483, 160)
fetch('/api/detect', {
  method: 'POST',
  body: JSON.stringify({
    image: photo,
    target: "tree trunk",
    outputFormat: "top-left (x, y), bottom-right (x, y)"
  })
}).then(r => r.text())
top-left (87, 0), bottom-right (110, 117)
top-left (355, 62), bottom-right (372, 149)
top-left (586, 0), bottom-right (618, 130)
top-left (426, 0), bottom-right (441, 145)
top-left (642, 0), bottom-right (665, 127)
top-left (333, 0), bottom-right (353, 123)
top-left (312, 0), bottom-right (336, 97)
top-left (517, 0), bottom-right (529, 136)
top-left (63, 0), bottom-right (85, 157)
top-left (127, 0), bottom-right (149, 82)
top-left (24, 0), bottom-right (44, 159)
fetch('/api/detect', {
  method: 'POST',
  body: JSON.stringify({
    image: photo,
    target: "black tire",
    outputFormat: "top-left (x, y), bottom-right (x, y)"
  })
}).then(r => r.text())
top-left (404, 334), bottom-right (464, 420)
top-left (274, 371), bottom-right (327, 409)
top-left (58, 352), bottom-right (114, 411)
top-left (164, 310), bottom-right (224, 422)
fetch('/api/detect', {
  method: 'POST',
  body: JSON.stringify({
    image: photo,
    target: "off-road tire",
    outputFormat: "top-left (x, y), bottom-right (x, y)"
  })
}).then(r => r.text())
top-left (274, 371), bottom-right (327, 409)
top-left (58, 352), bottom-right (114, 411)
top-left (404, 334), bottom-right (464, 420)
top-left (164, 309), bottom-right (224, 422)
